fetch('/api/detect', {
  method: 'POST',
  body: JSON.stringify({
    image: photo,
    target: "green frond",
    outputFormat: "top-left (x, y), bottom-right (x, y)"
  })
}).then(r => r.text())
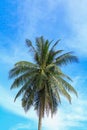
top-left (45, 64), bottom-right (61, 75)
top-left (10, 69), bottom-right (38, 89)
top-left (26, 39), bottom-right (32, 47)
top-left (36, 36), bottom-right (44, 53)
top-left (48, 40), bottom-right (54, 47)
top-left (34, 90), bottom-right (45, 117)
top-left (15, 61), bottom-right (37, 67)
top-left (47, 49), bottom-right (63, 65)
top-left (33, 71), bottom-right (47, 91)
top-left (50, 39), bottom-right (61, 51)
top-left (52, 50), bottom-right (64, 57)
top-left (14, 82), bottom-right (28, 101)
top-left (55, 52), bottom-right (78, 66)
top-left (26, 39), bottom-right (36, 53)
top-left (51, 76), bottom-right (72, 103)
top-left (44, 79), bottom-right (60, 117)
top-left (9, 67), bottom-right (20, 79)
top-left (50, 72), bottom-right (77, 97)
top-left (9, 67), bottom-right (29, 79)
top-left (51, 85), bottom-right (61, 104)
top-left (50, 91), bottom-right (58, 116)
top-left (59, 73), bottom-right (72, 81)
top-left (58, 77), bottom-right (78, 96)
top-left (35, 36), bottom-right (50, 66)
top-left (55, 70), bottom-right (73, 81)
top-left (34, 92), bottom-right (40, 111)
top-left (49, 74), bottom-right (71, 103)
top-left (41, 40), bottom-right (49, 66)
top-left (9, 62), bottom-right (38, 79)
top-left (58, 83), bottom-right (72, 103)
top-left (22, 87), bottom-right (35, 112)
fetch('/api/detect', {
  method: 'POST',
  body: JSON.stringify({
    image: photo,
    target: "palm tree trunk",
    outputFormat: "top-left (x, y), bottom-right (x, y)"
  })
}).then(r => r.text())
top-left (38, 107), bottom-right (42, 130)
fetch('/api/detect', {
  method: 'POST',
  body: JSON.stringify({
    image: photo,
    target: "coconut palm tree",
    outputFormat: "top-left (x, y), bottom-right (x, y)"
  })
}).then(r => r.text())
top-left (9, 36), bottom-right (78, 130)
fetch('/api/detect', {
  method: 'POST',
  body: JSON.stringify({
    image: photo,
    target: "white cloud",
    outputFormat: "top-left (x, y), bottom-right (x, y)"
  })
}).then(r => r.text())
top-left (17, 0), bottom-right (87, 57)
top-left (64, 0), bottom-right (87, 56)
top-left (0, 85), bottom-right (37, 120)
top-left (17, 0), bottom-right (67, 39)
top-left (42, 96), bottom-right (87, 130)
top-left (1, 0), bottom-right (87, 66)
top-left (10, 123), bottom-right (30, 130)
top-left (0, 34), bottom-right (32, 65)
top-left (1, 0), bottom-right (87, 59)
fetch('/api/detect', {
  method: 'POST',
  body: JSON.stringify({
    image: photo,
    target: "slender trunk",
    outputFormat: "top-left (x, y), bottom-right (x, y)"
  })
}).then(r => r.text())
top-left (38, 107), bottom-right (42, 130)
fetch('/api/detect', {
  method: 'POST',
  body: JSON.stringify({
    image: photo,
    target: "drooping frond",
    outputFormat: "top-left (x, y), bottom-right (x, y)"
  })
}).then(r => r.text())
top-left (9, 61), bottom-right (38, 79)
top-left (55, 52), bottom-right (78, 66)
top-left (52, 50), bottom-right (64, 58)
top-left (48, 72), bottom-right (74, 103)
top-left (47, 84), bottom-right (59, 116)
top-left (15, 61), bottom-right (37, 67)
top-left (14, 80), bottom-right (31, 101)
top-left (47, 50), bottom-right (63, 65)
top-left (22, 88), bottom-right (34, 112)
top-left (57, 77), bottom-right (78, 96)
top-left (10, 69), bottom-right (38, 89)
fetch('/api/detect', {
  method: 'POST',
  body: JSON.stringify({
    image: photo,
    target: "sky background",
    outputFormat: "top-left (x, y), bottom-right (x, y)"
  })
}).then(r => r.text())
top-left (0, 0), bottom-right (87, 130)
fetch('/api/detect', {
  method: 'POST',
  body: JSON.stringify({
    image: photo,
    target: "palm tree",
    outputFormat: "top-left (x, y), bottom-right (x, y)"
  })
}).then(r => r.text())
top-left (9, 36), bottom-right (78, 130)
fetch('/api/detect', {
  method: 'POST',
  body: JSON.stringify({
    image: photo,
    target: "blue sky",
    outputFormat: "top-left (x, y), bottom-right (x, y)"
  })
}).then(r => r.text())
top-left (0, 0), bottom-right (87, 130)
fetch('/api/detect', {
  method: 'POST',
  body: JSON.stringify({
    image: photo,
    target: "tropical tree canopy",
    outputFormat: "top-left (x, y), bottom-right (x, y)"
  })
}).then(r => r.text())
top-left (9, 36), bottom-right (78, 130)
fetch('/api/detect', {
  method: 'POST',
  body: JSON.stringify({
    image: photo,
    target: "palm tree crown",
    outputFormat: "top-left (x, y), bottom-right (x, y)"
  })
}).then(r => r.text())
top-left (9, 36), bottom-right (78, 130)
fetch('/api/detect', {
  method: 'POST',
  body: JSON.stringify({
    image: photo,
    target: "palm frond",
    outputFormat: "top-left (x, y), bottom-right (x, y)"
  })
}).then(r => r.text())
top-left (36, 36), bottom-right (44, 53)
top-left (52, 50), bottom-right (64, 57)
top-left (26, 39), bottom-right (36, 53)
top-left (10, 69), bottom-right (38, 89)
top-left (15, 61), bottom-right (37, 67)
top-left (58, 83), bottom-right (72, 103)
top-left (9, 61), bottom-right (38, 79)
top-left (14, 80), bottom-right (31, 101)
top-left (50, 39), bottom-right (61, 51)
top-left (22, 88), bottom-right (34, 112)
top-left (55, 52), bottom-right (78, 66)
top-left (49, 74), bottom-right (72, 103)
top-left (51, 75), bottom-right (71, 103)
top-left (58, 77), bottom-right (78, 96)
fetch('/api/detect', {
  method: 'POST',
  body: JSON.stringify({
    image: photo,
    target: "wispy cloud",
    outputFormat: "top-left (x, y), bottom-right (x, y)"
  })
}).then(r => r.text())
top-left (17, 0), bottom-right (68, 39)
top-left (17, 0), bottom-right (87, 57)
top-left (1, 0), bottom-right (87, 65)
top-left (63, 0), bottom-right (87, 57)
top-left (43, 97), bottom-right (87, 130)
top-left (10, 123), bottom-right (30, 130)
top-left (0, 34), bottom-right (32, 65)
top-left (0, 85), bottom-right (37, 120)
